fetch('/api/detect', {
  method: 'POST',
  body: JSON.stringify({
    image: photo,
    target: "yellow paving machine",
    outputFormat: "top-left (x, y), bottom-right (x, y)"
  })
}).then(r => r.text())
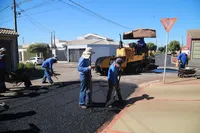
top-left (95, 28), bottom-right (158, 75)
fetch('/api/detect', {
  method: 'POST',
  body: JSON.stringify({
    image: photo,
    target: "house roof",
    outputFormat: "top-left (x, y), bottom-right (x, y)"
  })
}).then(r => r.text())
top-left (83, 33), bottom-right (114, 41)
top-left (188, 30), bottom-right (200, 39)
top-left (0, 28), bottom-right (19, 36)
top-left (63, 39), bottom-right (119, 47)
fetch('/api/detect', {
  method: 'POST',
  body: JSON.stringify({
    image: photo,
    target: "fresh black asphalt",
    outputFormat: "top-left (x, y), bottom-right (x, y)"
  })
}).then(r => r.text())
top-left (0, 80), bottom-right (139, 133)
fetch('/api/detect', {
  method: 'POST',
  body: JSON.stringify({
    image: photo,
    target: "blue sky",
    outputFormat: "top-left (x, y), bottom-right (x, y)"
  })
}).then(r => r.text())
top-left (0, 0), bottom-right (200, 47)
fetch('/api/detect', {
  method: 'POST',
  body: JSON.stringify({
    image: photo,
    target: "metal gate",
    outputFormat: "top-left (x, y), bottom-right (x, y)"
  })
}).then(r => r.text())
top-left (192, 41), bottom-right (200, 59)
top-left (69, 49), bottom-right (85, 62)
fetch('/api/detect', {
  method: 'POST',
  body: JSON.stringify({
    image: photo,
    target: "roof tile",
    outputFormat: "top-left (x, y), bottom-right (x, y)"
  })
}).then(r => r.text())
top-left (0, 28), bottom-right (19, 36)
top-left (188, 30), bottom-right (200, 39)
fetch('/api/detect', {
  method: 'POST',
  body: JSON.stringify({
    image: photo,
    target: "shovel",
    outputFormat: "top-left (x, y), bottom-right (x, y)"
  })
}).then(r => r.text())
top-left (53, 75), bottom-right (64, 86)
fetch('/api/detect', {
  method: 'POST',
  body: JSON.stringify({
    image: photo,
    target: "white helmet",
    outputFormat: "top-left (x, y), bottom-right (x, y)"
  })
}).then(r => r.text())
top-left (0, 47), bottom-right (6, 52)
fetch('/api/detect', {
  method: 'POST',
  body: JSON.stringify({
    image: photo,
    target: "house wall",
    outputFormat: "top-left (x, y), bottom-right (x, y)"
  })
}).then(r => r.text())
top-left (66, 44), bottom-right (118, 63)
top-left (88, 44), bottom-right (118, 62)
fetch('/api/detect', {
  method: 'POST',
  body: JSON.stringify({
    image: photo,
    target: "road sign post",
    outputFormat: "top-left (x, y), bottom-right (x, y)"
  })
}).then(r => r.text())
top-left (160, 18), bottom-right (177, 83)
top-left (163, 32), bottom-right (169, 83)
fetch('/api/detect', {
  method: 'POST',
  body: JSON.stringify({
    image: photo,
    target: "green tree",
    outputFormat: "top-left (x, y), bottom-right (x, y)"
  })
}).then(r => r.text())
top-left (27, 43), bottom-right (49, 58)
top-left (168, 40), bottom-right (180, 52)
top-left (147, 42), bottom-right (157, 51)
top-left (158, 47), bottom-right (165, 53)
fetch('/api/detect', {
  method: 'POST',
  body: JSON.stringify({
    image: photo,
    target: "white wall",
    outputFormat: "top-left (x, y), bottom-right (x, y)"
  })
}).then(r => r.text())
top-left (88, 44), bottom-right (117, 62)
top-left (109, 45), bottom-right (118, 56)
top-left (68, 44), bottom-right (87, 49)
top-left (65, 44), bottom-right (118, 62)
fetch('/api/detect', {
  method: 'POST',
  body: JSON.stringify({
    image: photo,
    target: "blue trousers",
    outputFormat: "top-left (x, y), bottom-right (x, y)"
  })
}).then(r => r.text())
top-left (0, 69), bottom-right (6, 92)
top-left (79, 76), bottom-right (90, 105)
top-left (178, 63), bottom-right (185, 70)
top-left (42, 68), bottom-right (53, 83)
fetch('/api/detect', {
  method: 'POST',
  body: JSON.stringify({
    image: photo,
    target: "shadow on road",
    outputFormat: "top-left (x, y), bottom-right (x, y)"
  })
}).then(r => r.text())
top-left (1, 123), bottom-right (40, 133)
top-left (88, 94), bottom-right (154, 111)
top-left (0, 111), bottom-right (36, 121)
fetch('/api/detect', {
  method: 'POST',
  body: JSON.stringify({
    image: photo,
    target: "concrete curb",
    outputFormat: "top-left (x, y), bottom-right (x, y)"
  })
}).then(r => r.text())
top-left (127, 79), bottom-right (161, 99)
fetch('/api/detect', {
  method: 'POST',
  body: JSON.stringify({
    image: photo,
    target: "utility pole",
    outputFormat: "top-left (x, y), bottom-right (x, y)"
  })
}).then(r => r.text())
top-left (51, 32), bottom-right (53, 48)
top-left (53, 31), bottom-right (56, 48)
top-left (182, 36), bottom-right (184, 48)
top-left (13, 0), bottom-right (19, 68)
top-left (22, 37), bottom-right (24, 44)
top-left (13, 0), bottom-right (18, 32)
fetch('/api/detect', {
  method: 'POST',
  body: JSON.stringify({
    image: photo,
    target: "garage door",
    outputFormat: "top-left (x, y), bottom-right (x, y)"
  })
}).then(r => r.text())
top-left (57, 50), bottom-right (67, 61)
top-left (192, 42), bottom-right (200, 59)
top-left (69, 49), bottom-right (85, 62)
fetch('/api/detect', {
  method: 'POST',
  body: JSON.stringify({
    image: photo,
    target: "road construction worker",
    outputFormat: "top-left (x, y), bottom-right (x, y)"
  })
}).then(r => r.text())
top-left (0, 54), bottom-right (8, 93)
top-left (0, 47), bottom-right (6, 55)
top-left (106, 58), bottom-right (123, 104)
top-left (77, 47), bottom-right (95, 109)
top-left (177, 52), bottom-right (188, 70)
top-left (42, 57), bottom-right (57, 84)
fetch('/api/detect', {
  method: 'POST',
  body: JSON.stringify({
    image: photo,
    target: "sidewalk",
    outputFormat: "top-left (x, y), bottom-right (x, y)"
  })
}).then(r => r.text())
top-left (100, 77), bottom-right (200, 133)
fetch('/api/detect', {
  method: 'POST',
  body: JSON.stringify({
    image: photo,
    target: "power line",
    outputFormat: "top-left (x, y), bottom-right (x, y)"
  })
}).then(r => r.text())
top-left (20, 0), bottom-right (56, 12)
top-left (0, 5), bottom-right (10, 13)
top-left (58, 0), bottom-right (95, 17)
top-left (18, 6), bottom-right (52, 33)
top-left (65, 0), bottom-right (132, 30)
top-left (0, 8), bottom-right (60, 25)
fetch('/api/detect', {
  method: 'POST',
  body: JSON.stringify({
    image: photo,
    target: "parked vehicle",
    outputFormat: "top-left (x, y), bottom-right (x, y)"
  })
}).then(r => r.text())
top-left (26, 57), bottom-right (44, 65)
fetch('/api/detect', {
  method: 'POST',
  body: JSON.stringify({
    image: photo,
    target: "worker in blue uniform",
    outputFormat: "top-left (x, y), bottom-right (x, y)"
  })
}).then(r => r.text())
top-left (0, 54), bottom-right (7, 93)
top-left (78, 47), bottom-right (95, 109)
top-left (177, 52), bottom-right (188, 69)
top-left (106, 58), bottom-right (123, 104)
top-left (42, 57), bottom-right (57, 84)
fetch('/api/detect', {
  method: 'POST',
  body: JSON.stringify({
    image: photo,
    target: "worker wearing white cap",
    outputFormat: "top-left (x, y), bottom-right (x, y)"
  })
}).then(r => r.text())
top-left (0, 47), bottom-right (6, 55)
top-left (77, 47), bottom-right (95, 109)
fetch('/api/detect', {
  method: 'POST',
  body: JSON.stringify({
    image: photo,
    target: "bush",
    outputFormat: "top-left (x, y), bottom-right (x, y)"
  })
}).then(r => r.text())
top-left (18, 62), bottom-right (35, 69)
top-left (25, 62), bottom-right (35, 68)
top-left (18, 62), bottom-right (25, 69)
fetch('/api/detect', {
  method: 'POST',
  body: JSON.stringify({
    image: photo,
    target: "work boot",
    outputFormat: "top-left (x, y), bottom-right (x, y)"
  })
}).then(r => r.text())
top-left (79, 104), bottom-right (87, 109)
top-left (50, 81), bottom-right (54, 85)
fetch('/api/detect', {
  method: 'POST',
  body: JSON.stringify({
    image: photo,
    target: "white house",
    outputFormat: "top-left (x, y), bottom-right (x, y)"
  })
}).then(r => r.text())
top-left (62, 33), bottom-right (119, 63)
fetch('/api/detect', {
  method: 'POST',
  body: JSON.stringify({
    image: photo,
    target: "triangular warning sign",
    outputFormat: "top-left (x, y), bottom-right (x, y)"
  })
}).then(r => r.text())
top-left (161, 18), bottom-right (177, 32)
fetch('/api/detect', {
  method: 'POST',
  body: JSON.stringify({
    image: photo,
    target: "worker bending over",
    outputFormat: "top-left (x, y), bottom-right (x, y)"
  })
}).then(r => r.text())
top-left (177, 52), bottom-right (188, 70)
top-left (42, 57), bottom-right (57, 84)
top-left (106, 58), bottom-right (123, 104)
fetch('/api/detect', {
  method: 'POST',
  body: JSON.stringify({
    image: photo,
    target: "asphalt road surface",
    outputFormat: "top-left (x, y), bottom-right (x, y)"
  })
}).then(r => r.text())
top-left (0, 64), bottom-right (177, 133)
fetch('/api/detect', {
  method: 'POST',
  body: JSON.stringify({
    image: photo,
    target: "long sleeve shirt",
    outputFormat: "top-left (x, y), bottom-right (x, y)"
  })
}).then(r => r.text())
top-left (177, 53), bottom-right (188, 65)
top-left (42, 58), bottom-right (54, 73)
top-left (78, 57), bottom-right (90, 79)
top-left (108, 63), bottom-right (119, 85)
top-left (0, 59), bottom-right (6, 69)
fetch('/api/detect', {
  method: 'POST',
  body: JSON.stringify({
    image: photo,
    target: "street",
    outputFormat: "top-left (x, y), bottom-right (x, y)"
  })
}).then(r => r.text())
top-left (0, 63), bottom-right (176, 133)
